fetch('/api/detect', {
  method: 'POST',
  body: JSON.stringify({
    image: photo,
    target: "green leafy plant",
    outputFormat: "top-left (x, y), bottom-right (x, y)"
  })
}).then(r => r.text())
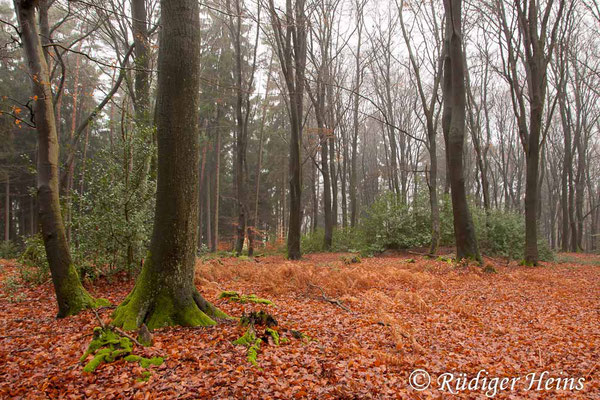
top-left (18, 234), bottom-right (50, 284)
top-left (0, 241), bottom-right (19, 259)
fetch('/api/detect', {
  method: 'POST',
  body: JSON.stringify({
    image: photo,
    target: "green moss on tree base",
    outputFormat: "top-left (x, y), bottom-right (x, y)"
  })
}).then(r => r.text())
top-left (112, 257), bottom-right (229, 331)
top-left (341, 255), bottom-right (361, 264)
top-left (112, 289), bottom-right (218, 331)
top-left (56, 265), bottom-right (110, 318)
top-left (520, 259), bottom-right (538, 267)
top-left (239, 311), bottom-right (277, 327)
top-left (483, 264), bottom-right (497, 273)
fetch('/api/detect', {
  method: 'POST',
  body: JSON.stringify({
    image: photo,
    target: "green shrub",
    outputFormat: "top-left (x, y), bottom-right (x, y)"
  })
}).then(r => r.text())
top-left (361, 192), bottom-right (435, 251)
top-left (301, 229), bottom-right (326, 253)
top-left (301, 227), bottom-right (383, 256)
top-left (3, 274), bottom-right (25, 302)
top-left (473, 209), bottom-right (554, 261)
top-left (299, 190), bottom-right (554, 261)
top-left (0, 240), bottom-right (19, 259)
top-left (70, 126), bottom-right (155, 275)
top-left (300, 190), bottom-right (553, 261)
top-left (476, 210), bottom-right (524, 259)
top-left (18, 234), bottom-right (50, 284)
top-left (537, 239), bottom-right (555, 262)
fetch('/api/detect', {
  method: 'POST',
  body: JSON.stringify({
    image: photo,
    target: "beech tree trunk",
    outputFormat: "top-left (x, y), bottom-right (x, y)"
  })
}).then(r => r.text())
top-left (14, 0), bottom-right (105, 317)
top-left (268, 0), bottom-right (307, 260)
top-left (350, 1), bottom-right (363, 228)
top-left (442, 0), bottom-right (481, 263)
top-left (112, 0), bottom-right (227, 330)
top-left (253, 56), bottom-right (273, 245)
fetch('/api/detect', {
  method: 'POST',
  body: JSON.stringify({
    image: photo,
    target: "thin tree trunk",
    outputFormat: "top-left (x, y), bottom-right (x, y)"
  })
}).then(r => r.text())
top-left (253, 55), bottom-right (274, 249)
top-left (350, 14), bottom-right (361, 227)
top-left (268, 0), bottom-right (306, 259)
top-left (560, 104), bottom-right (571, 251)
top-left (311, 161), bottom-right (318, 233)
top-left (4, 173), bottom-right (9, 243)
top-left (198, 121), bottom-right (209, 250)
top-left (212, 120), bottom-right (221, 252)
top-left (64, 43), bottom-right (82, 243)
top-left (206, 173), bottom-right (212, 250)
top-left (79, 126), bottom-right (90, 196)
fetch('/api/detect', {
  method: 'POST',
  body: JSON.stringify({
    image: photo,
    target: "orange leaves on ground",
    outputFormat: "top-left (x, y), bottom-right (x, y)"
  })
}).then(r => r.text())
top-left (0, 252), bottom-right (599, 398)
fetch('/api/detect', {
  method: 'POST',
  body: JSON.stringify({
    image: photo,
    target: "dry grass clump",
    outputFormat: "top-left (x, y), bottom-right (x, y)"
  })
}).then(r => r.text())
top-left (509, 270), bottom-right (554, 285)
top-left (448, 294), bottom-right (481, 323)
top-left (195, 257), bottom-right (443, 299)
top-left (359, 289), bottom-right (425, 354)
top-left (393, 291), bottom-right (430, 313)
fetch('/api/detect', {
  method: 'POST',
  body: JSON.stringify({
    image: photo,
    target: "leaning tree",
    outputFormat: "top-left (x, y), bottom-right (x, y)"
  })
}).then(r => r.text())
top-left (14, 0), bottom-right (107, 317)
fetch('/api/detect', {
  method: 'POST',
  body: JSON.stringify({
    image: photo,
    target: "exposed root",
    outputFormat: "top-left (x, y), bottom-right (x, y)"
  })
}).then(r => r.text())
top-left (79, 326), bottom-right (163, 373)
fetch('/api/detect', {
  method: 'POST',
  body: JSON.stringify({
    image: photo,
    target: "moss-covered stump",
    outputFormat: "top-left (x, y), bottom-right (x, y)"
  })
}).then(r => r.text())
top-left (112, 260), bottom-right (229, 331)
top-left (233, 311), bottom-right (284, 366)
top-left (240, 310), bottom-right (278, 328)
top-left (55, 267), bottom-right (110, 318)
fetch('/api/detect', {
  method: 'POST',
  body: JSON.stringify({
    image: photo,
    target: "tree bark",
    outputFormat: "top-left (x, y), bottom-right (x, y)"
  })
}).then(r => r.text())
top-left (268, 0), bottom-right (307, 260)
top-left (349, 3), bottom-right (362, 227)
top-left (4, 173), bottom-right (9, 243)
top-left (14, 0), bottom-right (106, 317)
top-left (212, 118), bottom-right (221, 252)
top-left (112, 0), bottom-right (227, 330)
top-left (442, 0), bottom-right (481, 263)
top-left (253, 56), bottom-right (274, 245)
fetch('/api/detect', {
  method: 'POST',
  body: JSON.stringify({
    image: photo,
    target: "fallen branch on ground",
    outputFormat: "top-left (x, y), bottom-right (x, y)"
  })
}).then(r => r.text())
top-left (307, 283), bottom-right (351, 312)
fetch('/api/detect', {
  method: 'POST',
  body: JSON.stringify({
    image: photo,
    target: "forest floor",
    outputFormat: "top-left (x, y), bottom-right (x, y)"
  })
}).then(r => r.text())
top-left (0, 251), bottom-right (598, 399)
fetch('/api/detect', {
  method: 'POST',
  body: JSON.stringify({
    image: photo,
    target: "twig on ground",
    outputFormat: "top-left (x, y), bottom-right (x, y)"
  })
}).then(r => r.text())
top-left (307, 282), bottom-right (351, 312)
top-left (92, 308), bottom-right (106, 329)
top-left (91, 307), bottom-right (143, 346)
top-left (113, 326), bottom-right (143, 347)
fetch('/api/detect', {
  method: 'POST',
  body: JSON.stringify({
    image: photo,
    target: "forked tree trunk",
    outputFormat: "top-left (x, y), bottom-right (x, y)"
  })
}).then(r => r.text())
top-left (442, 0), bottom-right (481, 263)
top-left (14, 0), bottom-right (106, 317)
top-left (112, 0), bottom-right (227, 330)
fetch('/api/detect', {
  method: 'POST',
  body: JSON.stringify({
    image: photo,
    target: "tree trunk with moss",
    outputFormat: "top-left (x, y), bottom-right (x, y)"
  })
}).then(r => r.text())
top-left (14, 0), bottom-right (106, 317)
top-left (112, 0), bottom-right (227, 331)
